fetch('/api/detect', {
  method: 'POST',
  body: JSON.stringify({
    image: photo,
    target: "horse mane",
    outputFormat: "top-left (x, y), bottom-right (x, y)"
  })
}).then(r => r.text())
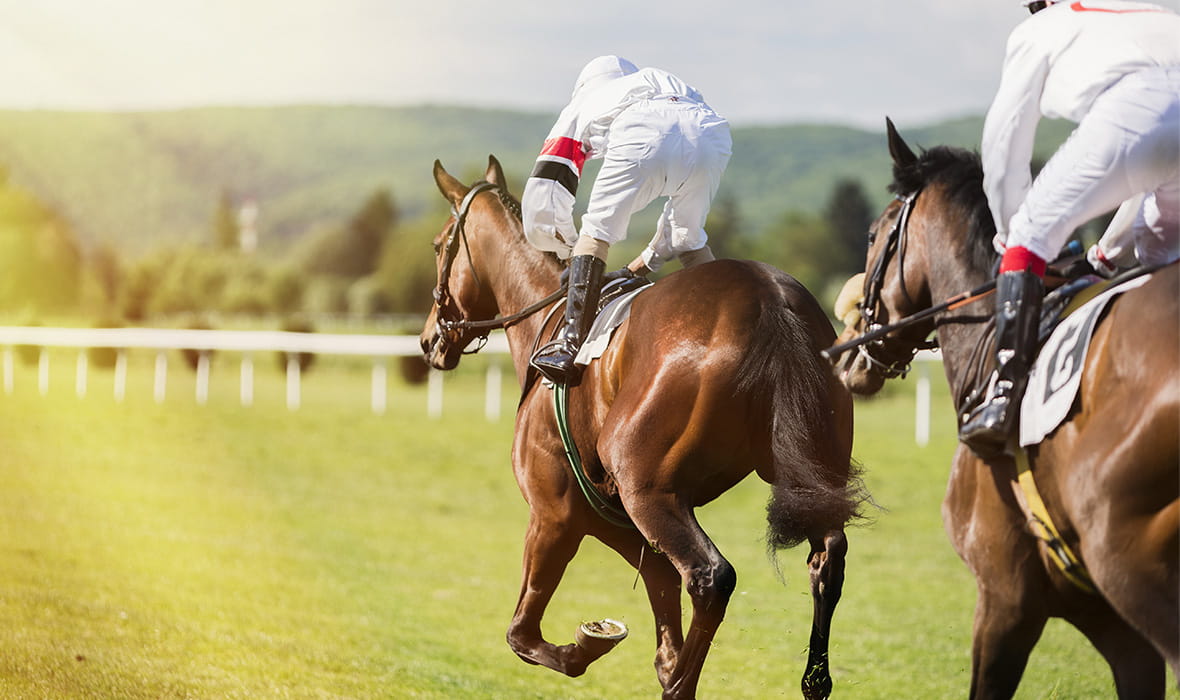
top-left (889, 145), bottom-right (998, 273)
top-left (497, 188), bottom-right (522, 221)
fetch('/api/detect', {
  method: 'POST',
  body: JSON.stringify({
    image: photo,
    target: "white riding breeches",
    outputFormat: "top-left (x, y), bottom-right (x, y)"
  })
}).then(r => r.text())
top-left (1004, 67), bottom-right (1180, 265)
top-left (579, 99), bottom-right (731, 272)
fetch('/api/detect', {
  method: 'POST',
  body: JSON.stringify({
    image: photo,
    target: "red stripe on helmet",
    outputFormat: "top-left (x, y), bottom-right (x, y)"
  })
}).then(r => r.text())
top-left (1070, 1), bottom-right (1169, 12)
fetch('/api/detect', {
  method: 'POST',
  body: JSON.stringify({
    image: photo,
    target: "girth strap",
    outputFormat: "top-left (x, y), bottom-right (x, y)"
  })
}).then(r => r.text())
top-left (1012, 445), bottom-right (1096, 594)
top-left (553, 383), bottom-right (635, 529)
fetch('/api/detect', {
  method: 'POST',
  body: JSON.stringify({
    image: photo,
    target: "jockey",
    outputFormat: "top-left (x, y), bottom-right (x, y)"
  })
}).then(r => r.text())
top-left (521, 55), bottom-right (732, 385)
top-left (962, 0), bottom-right (1180, 455)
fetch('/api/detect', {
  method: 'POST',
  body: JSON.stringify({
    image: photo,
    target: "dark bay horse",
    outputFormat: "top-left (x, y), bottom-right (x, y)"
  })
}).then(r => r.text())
top-left (830, 121), bottom-right (1178, 698)
top-left (419, 155), bottom-right (864, 699)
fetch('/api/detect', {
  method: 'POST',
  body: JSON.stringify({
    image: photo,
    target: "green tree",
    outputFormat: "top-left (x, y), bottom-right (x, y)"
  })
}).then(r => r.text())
top-left (300, 188), bottom-right (398, 279)
top-left (374, 214), bottom-right (443, 315)
top-left (704, 190), bottom-right (743, 260)
top-left (823, 178), bottom-right (875, 279)
top-left (0, 185), bottom-right (82, 314)
top-left (213, 190), bottom-right (240, 251)
top-left (754, 209), bottom-right (831, 294)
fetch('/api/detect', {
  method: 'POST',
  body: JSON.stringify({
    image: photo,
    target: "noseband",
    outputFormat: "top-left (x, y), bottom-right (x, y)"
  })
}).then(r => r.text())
top-left (854, 189), bottom-right (936, 379)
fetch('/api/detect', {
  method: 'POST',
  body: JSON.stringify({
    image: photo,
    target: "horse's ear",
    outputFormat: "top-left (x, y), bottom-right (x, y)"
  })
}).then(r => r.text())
top-left (485, 155), bottom-right (507, 191)
top-left (885, 117), bottom-right (918, 168)
top-left (433, 159), bottom-right (467, 206)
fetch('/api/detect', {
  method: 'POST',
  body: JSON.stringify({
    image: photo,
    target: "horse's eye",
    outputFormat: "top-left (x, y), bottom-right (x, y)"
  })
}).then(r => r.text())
top-left (433, 241), bottom-right (442, 254)
top-left (866, 230), bottom-right (877, 246)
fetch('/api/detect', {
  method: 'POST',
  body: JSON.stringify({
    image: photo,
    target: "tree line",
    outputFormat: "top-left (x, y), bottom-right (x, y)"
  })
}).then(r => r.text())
top-left (0, 165), bottom-right (874, 330)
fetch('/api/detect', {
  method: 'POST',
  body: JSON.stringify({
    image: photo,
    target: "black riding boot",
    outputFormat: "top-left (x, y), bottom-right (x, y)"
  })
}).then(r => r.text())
top-left (532, 254), bottom-right (605, 385)
top-left (959, 270), bottom-right (1044, 457)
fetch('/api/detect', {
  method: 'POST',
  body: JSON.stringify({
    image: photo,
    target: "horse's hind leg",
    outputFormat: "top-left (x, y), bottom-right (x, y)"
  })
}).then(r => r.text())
top-left (801, 529), bottom-right (847, 700)
top-left (506, 512), bottom-right (599, 677)
top-left (622, 495), bottom-right (735, 700)
top-left (1072, 607), bottom-right (1166, 699)
top-left (596, 525), bottom-right (685, 688)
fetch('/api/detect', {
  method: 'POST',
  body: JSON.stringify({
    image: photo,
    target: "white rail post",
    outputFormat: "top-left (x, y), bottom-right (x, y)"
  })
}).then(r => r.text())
top-left (38, 349), bottom-right (49, 396)
top-left (915, 359), bottom-right (931, 447)
top-left (286, 355), bottom-right (301, 411)
top-left (114, 350), bottom-right (127, 403)
top-left (485, 362), bottom-right (501, 422)
top-left (371, 361), bottom-right (387, 415)
top-left (3, 348), bottom-right (12, 394)
top-left (427, 369), bottom-right (443, 419)
top-left (76, 351), bottom-right (88, 398)
top-left (240, 354), bottom-right (254, 407)
top-left (195, 352), bottom-right (210, 405)
top-left (154, 351), bottom-right (168, 404)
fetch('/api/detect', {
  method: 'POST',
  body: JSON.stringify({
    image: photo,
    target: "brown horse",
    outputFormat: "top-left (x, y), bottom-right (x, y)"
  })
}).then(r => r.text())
top-left (830, 120), bottom-right (1179, 698)
top-left (419, 155), bottom-right (864, 699)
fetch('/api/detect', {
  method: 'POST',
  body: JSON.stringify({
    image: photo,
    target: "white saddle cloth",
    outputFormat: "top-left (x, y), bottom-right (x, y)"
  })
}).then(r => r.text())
top-left (1019, 274), bottom-right (1152, 446)
top-left (574, 284), bottom-right (650, 366)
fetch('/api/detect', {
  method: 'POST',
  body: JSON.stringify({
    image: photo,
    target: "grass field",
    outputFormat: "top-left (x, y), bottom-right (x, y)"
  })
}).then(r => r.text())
top-left (0, 349), bottom-right (1174, 699)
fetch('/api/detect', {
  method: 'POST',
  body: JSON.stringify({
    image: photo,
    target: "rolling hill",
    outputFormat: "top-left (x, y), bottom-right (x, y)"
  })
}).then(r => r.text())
top-left (0, 105), bottom-right (1075, 259)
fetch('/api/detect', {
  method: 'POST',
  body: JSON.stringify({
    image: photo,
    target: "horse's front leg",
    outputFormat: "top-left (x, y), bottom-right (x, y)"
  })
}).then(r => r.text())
top-left (505, 510), bottom-right (602, 676)
top-left (801, 528), bottom-right (847, 700)
top-left (596, 523), bottom-right (685, 688)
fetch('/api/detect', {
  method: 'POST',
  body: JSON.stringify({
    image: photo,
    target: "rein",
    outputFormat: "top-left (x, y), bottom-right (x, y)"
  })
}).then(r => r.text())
top-left (432, 180), bottom-right (563, 352)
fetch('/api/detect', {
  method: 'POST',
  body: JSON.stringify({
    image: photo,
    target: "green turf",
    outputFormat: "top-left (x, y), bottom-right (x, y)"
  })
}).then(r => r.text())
top-left (0, 350), bottom-right (1174, 698)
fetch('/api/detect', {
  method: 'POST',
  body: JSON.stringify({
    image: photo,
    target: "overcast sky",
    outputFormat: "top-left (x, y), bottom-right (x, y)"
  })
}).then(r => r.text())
top-left (2, 1), bottom-right (1179, 128)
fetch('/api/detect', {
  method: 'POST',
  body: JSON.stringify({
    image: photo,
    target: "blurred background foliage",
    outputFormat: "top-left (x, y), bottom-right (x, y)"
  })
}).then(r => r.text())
top-left (0, 106), bottom-right (1077, 329)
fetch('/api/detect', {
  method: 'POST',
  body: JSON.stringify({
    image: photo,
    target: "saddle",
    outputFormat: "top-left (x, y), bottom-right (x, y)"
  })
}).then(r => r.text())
top-left (574, 275), bottom-right (652, 366)
top-left (1020, 266), bottom-right (1158, 446)
top-left (597, 273), bottom-right (652, 311)
top-left (958, 263), bottom-right (1156, 432)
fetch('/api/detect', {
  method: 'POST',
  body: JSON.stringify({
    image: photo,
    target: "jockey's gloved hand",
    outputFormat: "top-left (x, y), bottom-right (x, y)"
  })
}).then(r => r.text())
top-left (1085, 244), bottom-right (1120, 278)
top-left (603, 266), bottom-right (638, 283)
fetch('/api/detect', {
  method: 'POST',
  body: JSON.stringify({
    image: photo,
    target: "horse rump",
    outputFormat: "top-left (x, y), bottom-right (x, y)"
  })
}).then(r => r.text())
top-left (734, 268), bottom-right (868, 552)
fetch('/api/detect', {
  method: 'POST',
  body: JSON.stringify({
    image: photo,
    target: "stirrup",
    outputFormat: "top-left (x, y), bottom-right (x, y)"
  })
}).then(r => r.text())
top-left (959, 382), bottom-right (1016, 457)
top-left (531, 340), bottom-right (579, 385)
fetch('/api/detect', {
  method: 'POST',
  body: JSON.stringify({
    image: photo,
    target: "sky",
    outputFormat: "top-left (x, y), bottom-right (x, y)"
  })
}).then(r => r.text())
top-left (2, 0), bottom-right (1179, 129)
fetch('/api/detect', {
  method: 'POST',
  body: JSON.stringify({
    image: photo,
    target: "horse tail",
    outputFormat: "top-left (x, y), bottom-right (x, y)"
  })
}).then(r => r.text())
top-left (735, 279), bottom-right (866, 553)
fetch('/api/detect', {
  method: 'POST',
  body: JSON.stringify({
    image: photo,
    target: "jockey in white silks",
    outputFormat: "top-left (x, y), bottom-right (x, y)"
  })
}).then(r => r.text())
top-left (521, 55), bottom-right (732, 385)
top-left (961, 0), bottom-right (1180, 455)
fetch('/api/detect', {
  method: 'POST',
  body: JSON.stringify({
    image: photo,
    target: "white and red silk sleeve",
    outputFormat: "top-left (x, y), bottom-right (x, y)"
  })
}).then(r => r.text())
top-left (522, 136), bottom-right (587, 258)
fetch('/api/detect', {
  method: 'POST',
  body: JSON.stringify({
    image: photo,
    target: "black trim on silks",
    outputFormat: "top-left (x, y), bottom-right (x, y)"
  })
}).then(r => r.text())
top-left (530, 160), bottom-right (579, 196)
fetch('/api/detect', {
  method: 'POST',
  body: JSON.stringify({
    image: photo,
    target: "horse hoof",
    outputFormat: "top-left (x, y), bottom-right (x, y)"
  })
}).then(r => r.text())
top-left (574, 619), bottom-right (628, 661)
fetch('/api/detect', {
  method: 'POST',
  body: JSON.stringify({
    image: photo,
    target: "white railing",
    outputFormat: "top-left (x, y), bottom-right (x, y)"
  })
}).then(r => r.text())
top-left (912, 349), bottom-right (941, 447)
top-left (0, 326), bottom-right (510, 420)
top-left (0, 326), bottom-right (943, 444)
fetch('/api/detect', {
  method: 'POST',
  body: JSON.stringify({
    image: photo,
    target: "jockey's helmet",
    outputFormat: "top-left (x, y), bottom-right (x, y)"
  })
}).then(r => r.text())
top-left (572, 56), bottom-right (638, 99)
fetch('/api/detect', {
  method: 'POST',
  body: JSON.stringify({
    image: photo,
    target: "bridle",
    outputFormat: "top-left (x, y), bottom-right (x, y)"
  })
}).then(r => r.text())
top-left (850, 189), bottom-right (937, 379)
top-left (430, 181), bottom-right (564, 355)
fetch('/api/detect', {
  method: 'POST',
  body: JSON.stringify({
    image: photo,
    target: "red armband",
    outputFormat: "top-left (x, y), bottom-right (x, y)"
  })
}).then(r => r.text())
top-left (999, 246), bottom-right (1047, 276)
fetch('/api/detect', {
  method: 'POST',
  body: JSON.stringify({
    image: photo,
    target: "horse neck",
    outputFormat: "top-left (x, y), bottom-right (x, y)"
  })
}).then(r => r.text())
top-left (918, 218), bottom-right (996, 408)
top-left (472, 219), bottom-right (563, 386)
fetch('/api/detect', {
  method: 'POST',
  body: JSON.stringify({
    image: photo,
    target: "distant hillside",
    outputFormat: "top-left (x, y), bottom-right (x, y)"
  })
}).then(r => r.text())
top-left (0, 106), bottom-right (1075, 258)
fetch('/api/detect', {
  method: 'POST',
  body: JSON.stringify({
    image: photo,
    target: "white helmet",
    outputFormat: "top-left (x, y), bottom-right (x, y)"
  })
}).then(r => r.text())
top-left (572, 55), bottom-right (639, 98)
